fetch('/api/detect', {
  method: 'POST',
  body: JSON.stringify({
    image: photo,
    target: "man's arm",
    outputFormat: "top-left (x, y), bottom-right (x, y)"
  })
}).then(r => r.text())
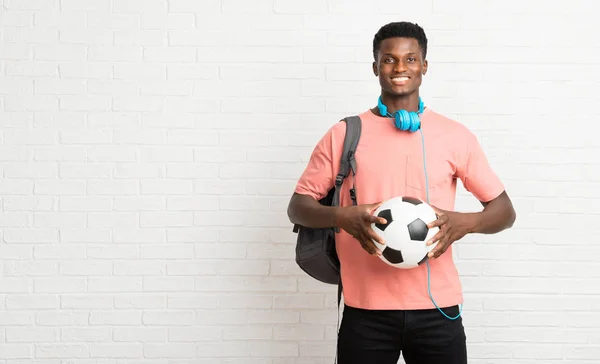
top-left (287, 192), bottom-right (338, 229)
top-left (454, 128), bottom-right (516, 234)
top-left (288, 192), bottom-right (387, 256)
top-left (471, 190), bottom-right (516, 234)
top-left (425, 129), bottom-right (516, 258)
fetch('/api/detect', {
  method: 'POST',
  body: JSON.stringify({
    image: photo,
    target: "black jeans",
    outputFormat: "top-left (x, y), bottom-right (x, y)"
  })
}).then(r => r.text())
top-left (337, 304), bottom-right (467, 364)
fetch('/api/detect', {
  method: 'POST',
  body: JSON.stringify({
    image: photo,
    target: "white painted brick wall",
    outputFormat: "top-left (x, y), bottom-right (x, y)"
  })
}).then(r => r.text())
top-left (0, 0), bottom-right (599, 363)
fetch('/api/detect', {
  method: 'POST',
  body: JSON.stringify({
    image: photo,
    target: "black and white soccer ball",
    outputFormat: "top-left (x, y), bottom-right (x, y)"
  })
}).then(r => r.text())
top-left (371, 196), bottom-right (440, 269)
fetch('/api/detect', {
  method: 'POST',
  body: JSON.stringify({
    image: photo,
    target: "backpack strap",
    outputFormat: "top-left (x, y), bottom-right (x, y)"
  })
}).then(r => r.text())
top-left (331, 116), bottom-right (361, 364)
top-left (332, 116), bottom-right (362, 233)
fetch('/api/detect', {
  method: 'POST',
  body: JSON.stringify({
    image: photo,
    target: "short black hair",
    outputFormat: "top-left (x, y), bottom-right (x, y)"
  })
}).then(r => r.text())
top-left (372, 21), bottom-right (428, 61)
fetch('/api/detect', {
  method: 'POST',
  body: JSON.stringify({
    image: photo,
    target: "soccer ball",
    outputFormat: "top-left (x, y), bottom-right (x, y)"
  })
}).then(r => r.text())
top-left (371, 196), bottom-right (440, 269)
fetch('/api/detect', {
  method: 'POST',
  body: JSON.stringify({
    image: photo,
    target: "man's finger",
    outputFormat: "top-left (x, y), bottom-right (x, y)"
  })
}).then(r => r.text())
top-left (438, 235), bottom-right (452, 256)
top-left (369, 200), bottom-right (384, 211)
top-left (430, 205), bottom-right (445, 216)
top-left (369, 229), bottom-right (385, 246)
top-left (365, 241), bottom-right (381, 256)
top-left (365, 202), bottom-right (382, 216)
top-left (430, 234), bottom-right (450, 259)
top-left (373, 245), bottom-right (382, 256)
top-left (359, 234), bottom-right (377, 255)
top-left (370, 215), bottom-right (387, 225)
top-left (426, 230), bottom-right (442, 246)
top-left (427, 246), bottom-right (437, 259)
top-left (364, 235), bottom-right (383, 255)
top-left (427, 218), bottom-right (442, 229)
top-left (428, 240), bottom-right (444, 259)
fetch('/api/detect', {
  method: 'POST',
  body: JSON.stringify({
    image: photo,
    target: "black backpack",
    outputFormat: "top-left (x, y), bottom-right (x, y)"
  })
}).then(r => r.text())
top-left (292, 115), bottom-right (362, 302)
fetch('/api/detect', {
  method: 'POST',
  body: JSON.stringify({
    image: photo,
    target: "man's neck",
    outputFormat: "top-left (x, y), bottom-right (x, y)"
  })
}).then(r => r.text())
top-left (379, 92), bottom-right (421, 115)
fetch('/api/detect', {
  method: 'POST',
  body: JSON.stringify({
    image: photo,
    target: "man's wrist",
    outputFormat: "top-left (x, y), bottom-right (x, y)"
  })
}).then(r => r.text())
top-left (332, 206), bottom-right (341, 228)
top-left (467, 212), bottom-right (484, 234)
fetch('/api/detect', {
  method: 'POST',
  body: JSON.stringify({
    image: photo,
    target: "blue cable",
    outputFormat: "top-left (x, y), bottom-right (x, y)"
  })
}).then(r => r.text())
top-left (419, 127), bottom-right (462, 321)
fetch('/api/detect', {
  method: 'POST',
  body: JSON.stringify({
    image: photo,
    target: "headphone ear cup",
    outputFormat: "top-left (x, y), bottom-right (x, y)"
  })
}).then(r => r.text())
top-left (394, 111), bottom-right (421, 132)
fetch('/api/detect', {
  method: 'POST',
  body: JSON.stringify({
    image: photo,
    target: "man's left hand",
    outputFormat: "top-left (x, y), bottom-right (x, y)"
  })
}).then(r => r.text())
top-left (426, 207), bottom-right (476, 259)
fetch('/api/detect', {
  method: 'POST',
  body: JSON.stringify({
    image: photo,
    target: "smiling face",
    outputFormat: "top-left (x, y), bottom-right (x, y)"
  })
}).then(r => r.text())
top-left (372, 37), bottom-right (428, 98)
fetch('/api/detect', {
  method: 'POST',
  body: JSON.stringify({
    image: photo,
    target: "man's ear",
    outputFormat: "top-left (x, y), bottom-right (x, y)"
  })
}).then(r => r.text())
top-left (372, 61), bottom-right (378, 76)
top-left (422, 60), bottom-right (428, 75)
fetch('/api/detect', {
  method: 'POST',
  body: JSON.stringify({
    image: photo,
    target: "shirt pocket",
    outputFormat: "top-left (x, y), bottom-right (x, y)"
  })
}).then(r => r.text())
top-left (405, 154), bottom-right (454, 193)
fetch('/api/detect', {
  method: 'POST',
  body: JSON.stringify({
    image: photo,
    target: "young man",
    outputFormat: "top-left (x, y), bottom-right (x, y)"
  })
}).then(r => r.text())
top-left (287, 22), bottom-right (516, 363)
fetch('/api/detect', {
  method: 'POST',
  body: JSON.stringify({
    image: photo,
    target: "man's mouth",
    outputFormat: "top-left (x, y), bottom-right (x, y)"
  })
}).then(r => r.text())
top-left (391, 76), bottom-right (410, 85)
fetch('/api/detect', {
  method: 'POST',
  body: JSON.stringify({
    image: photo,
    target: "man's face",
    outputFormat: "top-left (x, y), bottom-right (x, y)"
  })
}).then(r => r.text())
top-left (372, 37), bottom-right (428, 97)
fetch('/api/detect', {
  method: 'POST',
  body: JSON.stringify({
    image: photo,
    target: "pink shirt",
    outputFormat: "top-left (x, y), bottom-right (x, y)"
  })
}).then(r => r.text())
top-left (294, 108), bottom-right (505, 310)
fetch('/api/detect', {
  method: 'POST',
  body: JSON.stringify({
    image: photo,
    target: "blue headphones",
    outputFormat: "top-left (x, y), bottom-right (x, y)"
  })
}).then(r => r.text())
top-left (377, 96), bottom-right (425, 133)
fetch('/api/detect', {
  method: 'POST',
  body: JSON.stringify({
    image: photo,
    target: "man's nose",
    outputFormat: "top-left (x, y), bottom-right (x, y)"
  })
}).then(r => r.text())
top-left (393, 60), bottom-right (407, 73)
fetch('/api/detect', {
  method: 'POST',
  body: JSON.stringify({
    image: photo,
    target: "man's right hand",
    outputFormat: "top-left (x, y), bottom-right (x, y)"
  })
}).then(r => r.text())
top-left (334, 202), bottom-right (387, 256)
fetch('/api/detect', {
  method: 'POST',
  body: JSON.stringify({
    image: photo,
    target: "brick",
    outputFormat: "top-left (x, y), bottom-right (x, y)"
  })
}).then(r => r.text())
top-left (167, 294), bottom-right (219, 309)
top-left (36, 312), bottom-right (89, 326)
top-left (114, 0), bottom-right (167, 13)
top-left (33, 180), bottom-right (85, 195)
top-left (114, 261), bottom-right (166, 276)
top-left (3, 10), bottom-right (34, 27)
top-left (6, 328), bottom-right (58, 342)
top-left (0, 277), bottom-right (32, 294)
top-left (169, 0), bottom-right (220, 13)
top-left (0, 147), bottom-right (29, 162)
top-left (140, 212), bottom-right (194, 227)
top-left (89, 312), bottom-right (142, 326)
top-left (59, 196), bottom-right (112, 212)
top-left (3, 228), bottom-right (58, 243)
top-left (0, 312), bottom-right (35, 326)
top-left (142, 311), bottom-right (194, 326)
top-left (87, 79), bottom-right (138, 96)
top-left (143, 276), bottom-right (194, 292)
top-left (112, 227), bottom-right (166, 242)
top-left (88, 344), bottom-right (142, 358)
top-left (141, 244), bottom-right (194, 259)
top-left (114, 295), bottom-right (166, 309)
top-left (33, 146), bottom-right (86, 161)
top-left (4, 130), bottom-right (57, 145)
top-left (168, 327), bottom-right (221, 341)
top-left (5, 294), bottom-right (59, 309)
top-left (59, 260), bottom-right (112, 275)
top-left (88, 277), bottom-right (142, 293)
top-left (113, 327), bottom-right (166, 342)
top-left (61, 327), bottom-right (112, 342)
top-left (87, 180), bottom-right (139, 195)
top-left (274, 0), bottom-right (327, 14)
top-left (60, 295), bottom-right (114, 309)
top-left (113, 96), bottom-right (164, 112)
top-left (4, 162), bottom-right (57, 178)
top-left (34, 277), bottom-right (87, 293)
top-left (0, 179), bottom-right (34, 195)
top-left (222, 325), bottom-right (272, 340)
top-left (141, 180), bottom-right (193, 195)
top-left (87, 212), bottom-right (139, 228)
top-left (143, 13), bottom-right (194, 29)
top-left (195, 276), bottom-right (297, 293)
top-left (0, 344), bottom-right (32, 359)
top-left (144, 343), bottom-right (196, 358)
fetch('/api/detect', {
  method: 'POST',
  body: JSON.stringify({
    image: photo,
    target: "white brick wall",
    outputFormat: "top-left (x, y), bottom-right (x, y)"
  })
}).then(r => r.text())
top-left (0, 0), bottom-right (599, 363)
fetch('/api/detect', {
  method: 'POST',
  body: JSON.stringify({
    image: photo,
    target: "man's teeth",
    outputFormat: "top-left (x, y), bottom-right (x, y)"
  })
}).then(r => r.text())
top-left (392, 77), bottom-right (409, 81)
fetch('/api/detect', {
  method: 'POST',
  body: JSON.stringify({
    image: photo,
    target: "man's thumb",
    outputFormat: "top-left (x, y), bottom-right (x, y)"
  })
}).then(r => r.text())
top-left (369, 200), bottom-right (384, 211)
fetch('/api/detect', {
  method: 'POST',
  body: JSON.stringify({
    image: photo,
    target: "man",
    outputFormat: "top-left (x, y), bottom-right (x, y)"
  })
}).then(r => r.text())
top-left (287, 21), bottom-right (516, 364)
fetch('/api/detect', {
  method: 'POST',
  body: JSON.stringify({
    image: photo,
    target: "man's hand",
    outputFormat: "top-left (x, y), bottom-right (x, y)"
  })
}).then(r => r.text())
top-left (426, 206), bottom-right (476, 259)
top-left (335, 202), bottom-right (387, 256)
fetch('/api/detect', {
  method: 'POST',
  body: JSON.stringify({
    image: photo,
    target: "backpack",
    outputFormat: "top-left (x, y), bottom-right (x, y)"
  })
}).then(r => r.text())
top-left (292, 115), bottom-right (362, 303)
